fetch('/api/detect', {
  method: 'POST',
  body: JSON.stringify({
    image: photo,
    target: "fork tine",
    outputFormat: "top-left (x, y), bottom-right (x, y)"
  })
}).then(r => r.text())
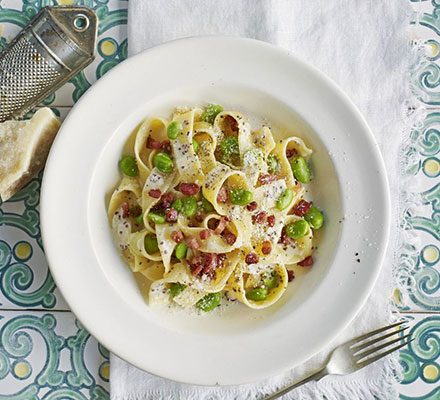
top-left (348, 321), bottom-right (405, 347)
top-left (356, 333), bottom-right (412, 361)
top-left (351, 326), bottom-right (409, 352)
top-left (357, 338), bottom-right (414, 369)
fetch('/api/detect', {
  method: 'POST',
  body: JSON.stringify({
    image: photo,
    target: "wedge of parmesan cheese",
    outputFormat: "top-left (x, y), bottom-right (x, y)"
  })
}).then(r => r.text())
top-left (0, 108), bottom-right (60, 201)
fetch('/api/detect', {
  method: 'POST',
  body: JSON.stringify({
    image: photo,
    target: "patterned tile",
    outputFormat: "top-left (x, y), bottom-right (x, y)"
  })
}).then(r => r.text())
top-left (0, 170), bottom-right (68, 310)
top-left (405, 112), bottom-right (440, 179)
top-left (396, 240), bottom-right (440, 313)
top-left (0, 106), bottom-right (70, 310)
top-left (398, 314), bottom-right (440, 400)
top-left (0, 310), bottom-right (109, 399)
top-left (395, 110), bottom-right (440, 312)
top-left (412, 0), bottom-right (440, 106)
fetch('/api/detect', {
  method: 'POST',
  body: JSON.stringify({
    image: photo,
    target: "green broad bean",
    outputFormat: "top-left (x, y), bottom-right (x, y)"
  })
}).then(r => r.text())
top-left (267, 154), bottom-right (280, 174)
top-left (286, 219), bottom-right (309, 239)
top-left (134, 214), bottom-right (144, 225)
top-left (201, 104), bottom-right (223, 124)
top-left (219, 136), bottom-right (240, 165)
top-left (196, 292), bottom-right (222, 312)
top-left (246, 287), bottom-right (268, 302)
top-left (169, 282), bottom-right (186, 298)
top-left (181, 196), bottom-right (198, 217)
top-left (144, 234), bottom-right (159, 254)
top-left (119, 155), bottom-right (138, 177)
top-left (290, 156), bottom-right (311, 183)
top-left (230, 188), bottom-right (253, 206)
top-left (201, 197), bottom-right (214, 212)
top-left (174, 242), bottom-right (188, 260)
top-left (167, 121), bottom-right (180, 140)
top-left (153, 152), bottom-right (174, 174)
top-left (276, 189), bottom-right (294, 211)
top-left (304, 206), bottom-right (324, 229)
top-left (171, 198), bottom-right (183, 212)
top-left (147, 211), bottom-right (165, 224)
top-left (263, 273), bottom-right (279, 290)
top-left (192, 138), bottom-right (199, 153)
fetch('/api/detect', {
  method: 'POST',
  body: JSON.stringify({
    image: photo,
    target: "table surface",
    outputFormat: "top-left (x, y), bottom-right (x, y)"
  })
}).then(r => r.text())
top-left (0, 1), bottom-right (439, 399)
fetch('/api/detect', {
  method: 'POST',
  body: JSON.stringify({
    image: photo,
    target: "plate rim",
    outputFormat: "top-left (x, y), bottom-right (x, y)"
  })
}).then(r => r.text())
top-left (41, 36), bottom-right (391, 385)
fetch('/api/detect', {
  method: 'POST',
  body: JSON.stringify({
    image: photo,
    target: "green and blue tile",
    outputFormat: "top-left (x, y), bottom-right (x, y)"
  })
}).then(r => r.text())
top-left (0, 311), bottom-right (109, 399)
top-left (398, 314), bottom-right (440, 400)
top-left (397, 109), bottom-right (440, 313)
top-left (413, 0), bottom-right (440, 106)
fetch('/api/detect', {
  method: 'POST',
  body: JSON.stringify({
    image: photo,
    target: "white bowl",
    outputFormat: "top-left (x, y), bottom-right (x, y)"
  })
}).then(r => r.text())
top-left (41, 37), bottom-right (390, 385)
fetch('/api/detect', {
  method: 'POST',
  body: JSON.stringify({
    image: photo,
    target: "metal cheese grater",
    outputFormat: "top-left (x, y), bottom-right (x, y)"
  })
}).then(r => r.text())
top-left (0, 6), bottom-right (97, 122)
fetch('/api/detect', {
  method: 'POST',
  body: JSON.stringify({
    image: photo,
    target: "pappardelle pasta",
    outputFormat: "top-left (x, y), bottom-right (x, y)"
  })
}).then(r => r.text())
top-left (108, 105), bottom-right (324, 312)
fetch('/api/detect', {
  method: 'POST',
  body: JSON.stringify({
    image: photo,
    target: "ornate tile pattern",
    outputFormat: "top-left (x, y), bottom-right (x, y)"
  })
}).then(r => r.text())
top-left (399, 314), bottom-right (440, 400)
top-left (0, 0), bottom-right (439, 399)
top-left (0, 311), bottom-right (109, 398)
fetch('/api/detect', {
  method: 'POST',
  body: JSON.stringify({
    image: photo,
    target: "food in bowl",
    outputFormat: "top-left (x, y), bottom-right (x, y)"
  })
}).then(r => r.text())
top-left (107, 105), bottom-right (324, 312)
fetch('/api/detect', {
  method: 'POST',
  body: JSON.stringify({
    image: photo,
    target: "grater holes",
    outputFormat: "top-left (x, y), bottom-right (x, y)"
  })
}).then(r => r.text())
top-left (0, 37), bottom-right (61, 121)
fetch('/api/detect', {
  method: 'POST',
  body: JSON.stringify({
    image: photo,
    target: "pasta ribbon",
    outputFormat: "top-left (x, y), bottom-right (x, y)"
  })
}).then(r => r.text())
top-left (272, 137), bottom-right (312, 188)
top-left (203, 164), bottom-right (250, 215)
top-left (226, 262), bottom-right (288, 309)
top-left (149, 263), bottom-right (207, 307)
top-left (140, 168), bottom-right (176, 232)
top-left (170, 109), bottom-right (204, 182)
top-left (107, 176), bottom-right (141, 219)
top-left (129, 230), bottom-right (162, 262)
top-left (270, 215), bottom-right (313, 265)
top-left (134, 118), bottom-right (168, 182)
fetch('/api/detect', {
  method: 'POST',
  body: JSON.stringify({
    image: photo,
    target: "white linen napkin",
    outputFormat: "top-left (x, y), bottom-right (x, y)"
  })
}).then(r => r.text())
top-left (111, 1), bottom-right (415, 399)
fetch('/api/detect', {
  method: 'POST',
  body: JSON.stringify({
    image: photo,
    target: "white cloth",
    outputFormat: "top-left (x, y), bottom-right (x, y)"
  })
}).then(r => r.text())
top-left (112, 1), bottom-right (414, 399)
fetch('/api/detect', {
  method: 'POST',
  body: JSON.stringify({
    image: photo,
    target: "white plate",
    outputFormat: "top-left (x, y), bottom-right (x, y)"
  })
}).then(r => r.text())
top-left (41, 37), bottom-right (390, 385)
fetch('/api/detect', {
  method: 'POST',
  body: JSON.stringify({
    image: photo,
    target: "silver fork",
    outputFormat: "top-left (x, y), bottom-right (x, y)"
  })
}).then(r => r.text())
top-left (264, 321), bottom-right (413, 400)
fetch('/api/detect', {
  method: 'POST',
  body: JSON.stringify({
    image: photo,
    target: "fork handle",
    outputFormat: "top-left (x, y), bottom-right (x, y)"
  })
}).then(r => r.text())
top-left (263, 368), bottom-right (328, 400)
